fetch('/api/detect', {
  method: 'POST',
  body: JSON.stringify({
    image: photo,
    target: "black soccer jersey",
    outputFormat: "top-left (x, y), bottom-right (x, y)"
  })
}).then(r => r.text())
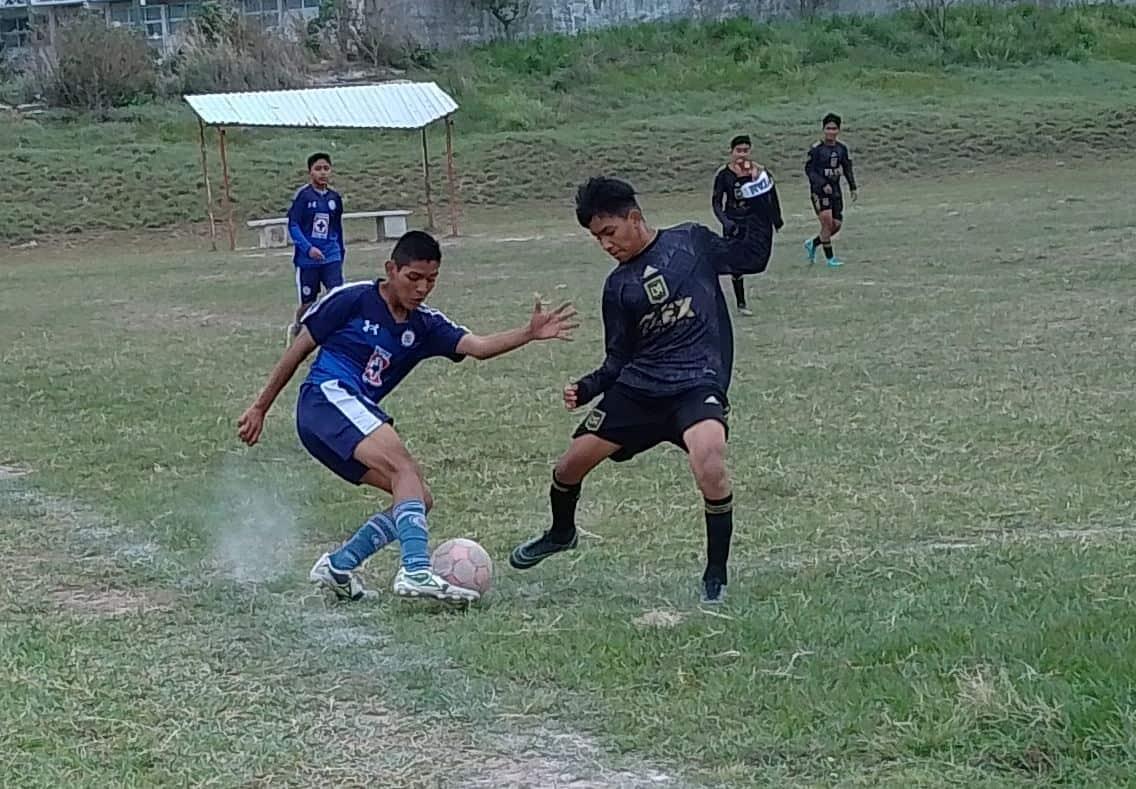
top-left (574, 222), bottom-right (764, 406)
top-left (805, 141), bottom-right (857, 195)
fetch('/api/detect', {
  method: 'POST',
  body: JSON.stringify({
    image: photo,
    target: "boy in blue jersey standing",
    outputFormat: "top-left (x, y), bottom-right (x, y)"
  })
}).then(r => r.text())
top-left (238, 231), bottom-right (578, 603)
top-left (287, 152), bottom-right (346, 342)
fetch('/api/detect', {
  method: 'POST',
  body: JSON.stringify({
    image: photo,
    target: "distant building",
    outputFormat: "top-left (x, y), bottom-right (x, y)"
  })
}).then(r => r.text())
top-left (0, 0), bottom-right (321, 54)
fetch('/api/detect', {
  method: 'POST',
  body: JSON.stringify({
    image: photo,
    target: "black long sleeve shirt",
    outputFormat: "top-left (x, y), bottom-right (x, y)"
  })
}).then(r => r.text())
top-left (574, 220), bottom-right (769, 405)
top-left (805, 141), bottom-right (857, 194)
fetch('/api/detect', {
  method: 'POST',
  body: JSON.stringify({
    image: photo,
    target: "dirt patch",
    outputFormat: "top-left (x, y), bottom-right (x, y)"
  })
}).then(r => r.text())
top-left (49, 587), bottom-right (175, 618)
top-left (464, 729), bottom-right (676, 788)
top-left (633, 610), bottom-right (686, 629)
top-left (315, 702), bottom-right (681, 789)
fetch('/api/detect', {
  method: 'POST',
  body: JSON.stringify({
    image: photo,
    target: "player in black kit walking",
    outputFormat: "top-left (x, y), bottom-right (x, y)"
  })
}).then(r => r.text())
top-left (804, 113), bottom-right (858, 268)
top-left (510, 177), bottom-right (775, 604)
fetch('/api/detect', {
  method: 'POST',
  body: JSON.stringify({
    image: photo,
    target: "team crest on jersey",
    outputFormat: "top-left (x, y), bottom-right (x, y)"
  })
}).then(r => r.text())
top-left (363, 345), bottom-right (392, 387)
top-left (644, 274), bottom-right (669, 305)
top-left (312, 213), bottom-right (330, 239)
top-left (401, 330), bottom-right (416, 347)
top-left (584, 408), bottom-right (606, 432)
top-left (329, 200), bottom-right (337, 211)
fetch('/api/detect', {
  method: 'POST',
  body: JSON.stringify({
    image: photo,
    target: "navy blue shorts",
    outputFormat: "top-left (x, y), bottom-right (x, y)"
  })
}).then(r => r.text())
top-left (296, 260), bottom-right (344, 305)
top-left (296, 380), bottom-right (390, 484)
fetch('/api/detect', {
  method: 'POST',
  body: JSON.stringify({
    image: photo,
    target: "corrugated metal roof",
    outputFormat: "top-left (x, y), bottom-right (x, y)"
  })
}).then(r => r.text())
top-left (183, 82), bottom-right (458, 130)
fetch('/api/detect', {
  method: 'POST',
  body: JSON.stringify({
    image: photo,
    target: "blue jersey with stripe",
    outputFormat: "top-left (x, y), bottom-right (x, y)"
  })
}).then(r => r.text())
top-left (301, 280), bottom-right (468, 404)
top-left (289, 184), bottom-right (345, 268)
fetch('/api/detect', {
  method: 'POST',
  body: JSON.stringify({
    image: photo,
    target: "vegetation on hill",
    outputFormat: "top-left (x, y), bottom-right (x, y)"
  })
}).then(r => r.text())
top-left (1, 4), bottom-right (1135, 242)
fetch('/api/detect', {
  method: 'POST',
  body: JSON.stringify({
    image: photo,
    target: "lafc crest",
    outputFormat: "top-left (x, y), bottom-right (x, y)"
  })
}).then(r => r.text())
top-left (584, 408), bottom-right (606, 431)
top-left (644, 273), bottom-right (669, 305)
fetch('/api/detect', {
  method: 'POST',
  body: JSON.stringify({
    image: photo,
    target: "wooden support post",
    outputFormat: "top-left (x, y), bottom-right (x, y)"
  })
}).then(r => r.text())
top-left (444, 115), bottom-right (460, 238)
top-left (421, 127), bottom-right (434, 231)
top-left (197, 119), bottom-right (217, 251)
top-left (218, 126), bottom-right (236, 251)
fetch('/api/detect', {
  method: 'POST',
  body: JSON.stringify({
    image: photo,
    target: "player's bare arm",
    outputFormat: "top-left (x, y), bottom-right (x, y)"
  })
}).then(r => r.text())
top-left (455, 297), bottom-right (578, 360)
top-left (237, 329), bottom-right (317, 446)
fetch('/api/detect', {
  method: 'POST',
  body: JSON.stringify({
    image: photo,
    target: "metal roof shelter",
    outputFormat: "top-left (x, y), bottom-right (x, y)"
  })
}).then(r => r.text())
top-left (184, 82), bottom-right (462, 251)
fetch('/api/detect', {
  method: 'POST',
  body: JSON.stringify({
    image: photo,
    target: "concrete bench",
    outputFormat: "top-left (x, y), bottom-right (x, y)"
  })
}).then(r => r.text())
top-left (246, 210), bottom-right (412, 249)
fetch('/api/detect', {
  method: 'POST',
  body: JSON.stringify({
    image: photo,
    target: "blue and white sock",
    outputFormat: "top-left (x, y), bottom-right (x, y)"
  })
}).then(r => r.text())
top-left (393, 499), bottom-right (430, 572)
top-left (329, 510), bottom-right (397, 572)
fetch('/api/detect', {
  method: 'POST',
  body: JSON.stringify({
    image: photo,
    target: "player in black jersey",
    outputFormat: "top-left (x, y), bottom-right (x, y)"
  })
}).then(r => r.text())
top-left (712, 134), bottom-right (785, 315)
top-left (804, 113), bottom-right (858, 268)
top-left (510, 177), bottom-right (773, 604)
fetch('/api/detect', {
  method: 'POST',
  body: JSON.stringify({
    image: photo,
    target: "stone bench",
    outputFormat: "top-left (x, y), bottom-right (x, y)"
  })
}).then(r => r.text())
top-left (247, 210), bottom-right (412, 249)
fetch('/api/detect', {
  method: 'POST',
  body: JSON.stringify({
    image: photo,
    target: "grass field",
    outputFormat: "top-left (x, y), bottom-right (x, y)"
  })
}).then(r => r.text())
top-left (2, 156), bottom-right (1135, 786)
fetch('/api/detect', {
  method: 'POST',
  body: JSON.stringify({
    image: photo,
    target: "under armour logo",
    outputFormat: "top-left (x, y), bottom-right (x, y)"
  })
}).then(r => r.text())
top-left (362, 320), bottom-right (380, 335)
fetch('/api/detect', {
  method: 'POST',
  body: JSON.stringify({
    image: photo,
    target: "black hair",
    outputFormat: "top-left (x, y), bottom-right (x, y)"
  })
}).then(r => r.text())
top-left (822, 113), bottom-right (842, 128)
top-left (391, 230), bottom-right (441, 267)
top-left (729, 134), bottom-right (751, 149)
top-left (307, 152), bottom-right (332, 170)
top-left (574, 177), bottom-right (640, 228)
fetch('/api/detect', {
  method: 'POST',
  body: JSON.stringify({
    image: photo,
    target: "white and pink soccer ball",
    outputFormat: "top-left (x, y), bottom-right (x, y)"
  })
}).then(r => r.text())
top-left (431, 538), bottom-right (493, 597)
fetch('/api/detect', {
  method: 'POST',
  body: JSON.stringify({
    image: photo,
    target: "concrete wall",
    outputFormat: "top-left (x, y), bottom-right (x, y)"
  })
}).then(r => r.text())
top-left (379, 0), bottom-right (1106, 49)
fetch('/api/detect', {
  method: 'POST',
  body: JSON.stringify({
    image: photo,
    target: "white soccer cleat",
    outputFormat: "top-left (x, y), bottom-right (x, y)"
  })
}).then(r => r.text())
top-left (309, 552), bottom-right (371, 601)
top-left (393, 567), bottom-right (479, 604)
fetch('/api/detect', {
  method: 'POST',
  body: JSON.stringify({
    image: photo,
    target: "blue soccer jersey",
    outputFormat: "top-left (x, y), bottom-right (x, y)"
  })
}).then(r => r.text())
top-left (289, 184), bottom-right (345, 268)
top-left (300, 280), bottom-right (468, 404)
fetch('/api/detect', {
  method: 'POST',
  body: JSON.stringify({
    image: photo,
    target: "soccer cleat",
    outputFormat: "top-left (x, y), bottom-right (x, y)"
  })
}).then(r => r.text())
top-left (738, 307), bottom-right (754, 317)
top-left (310, 552), bottom-right (370, 601)
top-left (827, 257), bottom-right (844, 268)
top-left (509, 530), bottom-right (578, 570)
top-left (700, 575), bottom-right (727, 605)
top-left (803, 238), bottom-right (817, 264)
top-left (393, 567), bottom-right (479, 603)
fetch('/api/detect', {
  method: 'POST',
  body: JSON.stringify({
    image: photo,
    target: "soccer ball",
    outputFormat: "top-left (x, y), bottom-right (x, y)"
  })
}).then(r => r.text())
top-left (431, 538), bottom-right (493, 596)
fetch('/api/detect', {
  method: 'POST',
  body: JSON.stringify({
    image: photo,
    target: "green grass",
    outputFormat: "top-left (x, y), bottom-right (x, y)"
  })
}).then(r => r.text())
top-left (2, 158), bottom-right (1134, 785)
top-left (3, 5), bottom-right (1136, 242)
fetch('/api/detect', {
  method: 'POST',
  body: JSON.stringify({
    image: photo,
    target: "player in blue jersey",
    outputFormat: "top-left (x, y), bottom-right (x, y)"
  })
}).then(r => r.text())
top-left (287, 152), bottom-right (346, 342)
top-left (510, 177), bottom-right (777, 604)
top-left (239, 231), bottom-right (578, 603)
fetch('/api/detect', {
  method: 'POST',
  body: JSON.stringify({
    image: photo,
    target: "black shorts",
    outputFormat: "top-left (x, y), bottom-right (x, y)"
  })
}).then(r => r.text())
top-left (811, 189), bottom-right (844, 221)
top-left (573, 384), bottom-right (730, 463)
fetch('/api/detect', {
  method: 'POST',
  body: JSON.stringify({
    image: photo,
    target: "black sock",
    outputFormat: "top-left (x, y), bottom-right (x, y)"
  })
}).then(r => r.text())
top-left (822, 243), bottom-right (834, 260)
top-left (549, 474), bottom-right (581, 542)
top-left (731, 275), bottom-right (746, 309)
top-left (812, 235), bottom-right (822, 247)
top-left (703, 494), bottom-right (734, 584)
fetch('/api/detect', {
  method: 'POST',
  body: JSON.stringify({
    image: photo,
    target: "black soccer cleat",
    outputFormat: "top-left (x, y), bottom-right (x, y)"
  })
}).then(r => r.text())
top-left (509, 530), bottom-right (578, 570)
top-left (700, 574), bottom-right (727, 605)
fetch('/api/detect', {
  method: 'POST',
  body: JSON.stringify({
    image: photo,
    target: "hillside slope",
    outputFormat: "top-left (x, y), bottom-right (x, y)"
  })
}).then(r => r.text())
top-left (3, 7), bottom-right (1134, 242)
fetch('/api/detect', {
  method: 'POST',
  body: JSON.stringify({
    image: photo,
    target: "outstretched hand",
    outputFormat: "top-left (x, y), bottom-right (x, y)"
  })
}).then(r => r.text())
top-left (529, 296), bottom-right (579, 342)
top-left (237, 405), bottom-right (266, 446)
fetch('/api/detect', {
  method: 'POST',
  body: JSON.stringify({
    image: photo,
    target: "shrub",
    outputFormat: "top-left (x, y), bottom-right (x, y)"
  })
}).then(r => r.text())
top-left (31, 13), bottom-right (156, 110)
top-left (167, 0), bottom-right (309, 94)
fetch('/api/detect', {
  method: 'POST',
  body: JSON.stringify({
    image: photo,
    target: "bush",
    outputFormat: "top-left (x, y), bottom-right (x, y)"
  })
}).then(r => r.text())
top-left (31, 13), bottom-right (157, 110)
top-left (167, 0), bottom-right (309, 94)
